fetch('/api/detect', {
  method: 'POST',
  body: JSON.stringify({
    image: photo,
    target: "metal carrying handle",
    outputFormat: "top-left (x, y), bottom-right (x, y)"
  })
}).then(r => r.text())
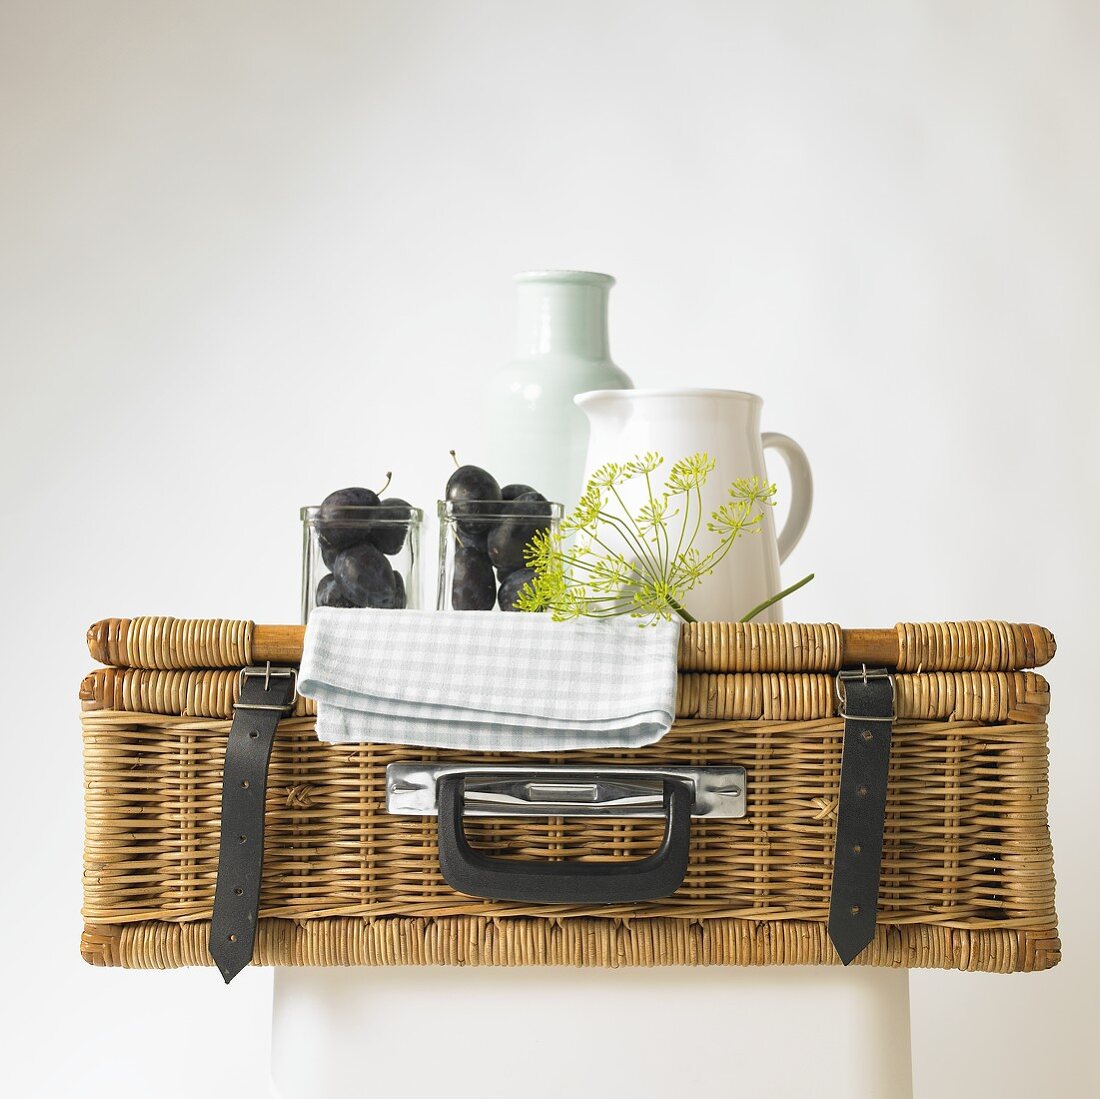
top-left (436, 773), bottom-right (694, 904)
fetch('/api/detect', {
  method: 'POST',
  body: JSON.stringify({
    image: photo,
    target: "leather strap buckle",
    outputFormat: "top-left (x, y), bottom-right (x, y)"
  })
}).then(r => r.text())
top-left (828, 666), bottom-right (895, 965)
top-left (835, 664), bottom-right (896, 720)
top-left (235, 664), bottom-right (297, 711)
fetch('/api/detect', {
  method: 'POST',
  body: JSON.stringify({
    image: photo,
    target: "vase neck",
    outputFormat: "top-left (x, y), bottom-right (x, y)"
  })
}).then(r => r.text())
top-left (513, 272), bottom-right (613, 361)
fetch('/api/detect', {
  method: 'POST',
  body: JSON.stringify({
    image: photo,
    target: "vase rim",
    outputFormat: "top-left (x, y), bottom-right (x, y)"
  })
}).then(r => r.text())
top-left (575, 387), bottom-right (763, 406)
top-left (514, 270), bottom-right (615, 287)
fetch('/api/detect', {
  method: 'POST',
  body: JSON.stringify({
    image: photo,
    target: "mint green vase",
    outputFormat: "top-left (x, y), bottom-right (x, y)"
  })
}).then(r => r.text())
top-left (483, 271), bottom-right (633, 509)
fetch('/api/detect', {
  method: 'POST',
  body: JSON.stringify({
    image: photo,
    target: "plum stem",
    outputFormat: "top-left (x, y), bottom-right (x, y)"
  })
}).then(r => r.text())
top-left (449, 449), bottom-right (460, 469)
top-left (377, 471), bottom-right (393, 495)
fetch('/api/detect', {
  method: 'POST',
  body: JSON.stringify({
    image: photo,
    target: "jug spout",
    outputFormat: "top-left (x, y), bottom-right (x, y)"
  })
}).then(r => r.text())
top-left (574, 388), bottom-right (634, 420)
top-left (573, 390), bottom-right (639, 463)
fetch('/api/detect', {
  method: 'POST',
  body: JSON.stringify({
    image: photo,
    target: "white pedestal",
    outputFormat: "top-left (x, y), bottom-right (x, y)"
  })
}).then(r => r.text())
top-left (271, 968), bottom-right (912, 1099)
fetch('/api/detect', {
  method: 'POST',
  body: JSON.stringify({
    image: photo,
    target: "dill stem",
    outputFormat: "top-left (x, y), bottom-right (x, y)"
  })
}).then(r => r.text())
top-left (739, 572), bottom-right (815, 622)
top-left (667, 596), bottom-right (697, 623)
top-left (608, 486), bottom-right (664, 578)
top-left (594, 512), bottom-right (660, 584)
top-left (585, 528), bottom-right (652, 585)
top-left (644, 469), bottom-right (668, 574)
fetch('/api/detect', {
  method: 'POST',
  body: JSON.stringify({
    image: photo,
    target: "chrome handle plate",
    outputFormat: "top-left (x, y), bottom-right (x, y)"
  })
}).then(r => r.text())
top-left (386, 763), bottom-right (747, 819)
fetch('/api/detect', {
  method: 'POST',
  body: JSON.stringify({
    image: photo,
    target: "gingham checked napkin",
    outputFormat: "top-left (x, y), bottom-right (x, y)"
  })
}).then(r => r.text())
top-left (297, 608), bottom-right (681, 750)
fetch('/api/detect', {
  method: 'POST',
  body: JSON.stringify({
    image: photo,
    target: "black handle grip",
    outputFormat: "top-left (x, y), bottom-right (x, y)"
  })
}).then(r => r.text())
top-left (436, 774), bottom-right (693, 904)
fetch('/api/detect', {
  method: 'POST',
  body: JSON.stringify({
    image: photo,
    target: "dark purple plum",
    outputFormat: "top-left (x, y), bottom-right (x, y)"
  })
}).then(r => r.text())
top-left (455, 523), bottom-right (489, 552)
top-left (487, 522), bottom-right (540, 571)
top-left (316, 572), bottom-right (355, 608)
top-left (392, 571), bottom-right (407, 609)
top-left (368, 497), bottom-right (413, 555)
top-left (511, 490), bottom-right (551, 516)
top-left (487, 496), bottom-right (551, 572)
top-left (446, 457), bottom-right (501, 532)
top-left (317, 486), bottom-right (380, 550)
top-left (502, 487), bottom-right (549, 515)
top-left (451, 545), bottom-right (496, 610)
top-left (334, 541), bottom-right (397, 608)
top-left (501, 483), bottom-right (538, 502)
top-left (498, 567), bottom-right (537, 612)
top-left (319, 533), bottom-right (342, 570)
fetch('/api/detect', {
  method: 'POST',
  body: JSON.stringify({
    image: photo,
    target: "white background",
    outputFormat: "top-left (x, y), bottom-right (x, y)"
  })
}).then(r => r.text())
top-left (2, 1), bottom-right (1097, 1096)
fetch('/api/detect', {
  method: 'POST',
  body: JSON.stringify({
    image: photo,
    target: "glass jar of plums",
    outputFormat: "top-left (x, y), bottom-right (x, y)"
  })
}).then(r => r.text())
top-left (301, 496), bottom-right (422, 622)
top-left (437, 497), bottom-right (562, 612)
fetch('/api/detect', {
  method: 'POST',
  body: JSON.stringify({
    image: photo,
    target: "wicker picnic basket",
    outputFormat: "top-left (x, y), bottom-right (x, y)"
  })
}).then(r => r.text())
top-left (81, 616), bottom-right (1059, 972)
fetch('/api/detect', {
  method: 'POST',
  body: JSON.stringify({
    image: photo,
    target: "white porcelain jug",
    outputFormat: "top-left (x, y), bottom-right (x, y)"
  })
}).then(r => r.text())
top-left (575, 388), bottom-right (812, 622)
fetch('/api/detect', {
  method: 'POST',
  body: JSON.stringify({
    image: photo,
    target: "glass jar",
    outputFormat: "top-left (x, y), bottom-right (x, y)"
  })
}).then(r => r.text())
top-left (301, 504), bottom-right (423, 622)
top-left (437, 499), bottom-right (563, 612)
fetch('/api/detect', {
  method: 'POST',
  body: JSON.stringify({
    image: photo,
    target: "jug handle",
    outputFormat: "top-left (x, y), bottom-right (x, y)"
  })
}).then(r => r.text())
top-left (761, 432), bottom-right (813, 564)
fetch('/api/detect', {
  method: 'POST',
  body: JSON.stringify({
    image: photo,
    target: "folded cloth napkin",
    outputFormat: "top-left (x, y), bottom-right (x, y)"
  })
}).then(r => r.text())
top-left (297, 608), bottom-right (681, 751)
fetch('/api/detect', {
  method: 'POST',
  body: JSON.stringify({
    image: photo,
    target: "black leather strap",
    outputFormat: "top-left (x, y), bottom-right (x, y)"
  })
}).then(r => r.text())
top-left (828, 667), bottom-right (894, 965)
top-left (209, 665), bottom-right (297, 984)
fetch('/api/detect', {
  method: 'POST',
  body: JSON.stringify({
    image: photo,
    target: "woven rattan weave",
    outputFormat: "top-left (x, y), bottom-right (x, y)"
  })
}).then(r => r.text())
top-left (81, 617), bottom-right (1059, 973)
